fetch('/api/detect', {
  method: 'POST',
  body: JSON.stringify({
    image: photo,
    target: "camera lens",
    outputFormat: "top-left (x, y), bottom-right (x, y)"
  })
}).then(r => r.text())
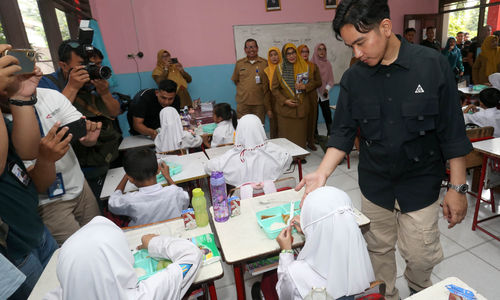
top-left (85, 63), bottom-right (112, 80)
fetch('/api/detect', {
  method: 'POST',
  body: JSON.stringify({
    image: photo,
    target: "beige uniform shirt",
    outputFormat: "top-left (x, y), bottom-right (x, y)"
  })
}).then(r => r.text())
top-left (231, 56), bottom-right (271, 110)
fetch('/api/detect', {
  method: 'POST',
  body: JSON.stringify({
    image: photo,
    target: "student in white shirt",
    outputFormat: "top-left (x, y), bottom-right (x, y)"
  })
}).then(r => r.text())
top-left (42, 216), bottom-right (202, 300)
top-left (5, 87), bottom-right (101, 245)
top-left (463, 87), bottom-right (500, 137)
top-left (275, 186), bottom-right (374, 300)
top-left (154, 106), bottom-right (202, 153)
top-left (204, 114), bottom-right (292, 186)
top-left (108, 148), bottom-right (189, 226)
top-left (204, 103), bottom-right (237, 148)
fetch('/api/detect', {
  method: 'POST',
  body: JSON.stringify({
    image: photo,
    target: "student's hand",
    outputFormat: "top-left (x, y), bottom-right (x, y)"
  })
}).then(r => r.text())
top-left (159, 161), bottom-right (170, 176)
top-left (137, 234), bottom-right (159, 250)
top-left (79, 118), bottom-right (102, 147)
top-left (267, 110), bottom-right (273, 119)
top-left (67, 65), bottom-right (89, 91)
top-left (0, 44), bottom-right (22, 95)
top-left (295, 83), bottom-right (306, 90)
top-left (463, 104), bottom-right (478, 114)
top-left (276, 226), bottom-right (292, 250)
top-left (10, 66), bottom-right (43, 100)
top-left (284, 99), bottom-right (298, 108)
top-left (296, 171), bottom-right (327, 207)
top-left (91, 79), bottom-right (110, 95)
top-left (291, 215), bottom-right (303, 235)
top-left (442, 189), bottom-right (467, 228)
top-left (38, 122), bottom-right (72, 162)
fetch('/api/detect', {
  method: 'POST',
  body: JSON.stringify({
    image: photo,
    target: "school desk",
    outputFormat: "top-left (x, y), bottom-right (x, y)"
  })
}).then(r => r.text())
top-left (118, 124), bottom-right (216, 152)
top-left (28, 218), bottom-right (223, 300)
top-left (458, 86), bottom-right (481, 95)
top-left (209, 188), bottom-right (370, 300)
top-left (406, 277), bottom-right (487, 299)
top-left (204, 138), bottom-right (310, 180)
top-left (99, 151), bottom-right (209, 200)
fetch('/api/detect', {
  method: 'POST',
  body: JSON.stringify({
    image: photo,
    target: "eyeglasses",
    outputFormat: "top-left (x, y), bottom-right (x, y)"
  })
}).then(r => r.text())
top-left (245, 45), bottom-right (257, 49)
top-left (318, 47), bottom-right (327, 51)
top-left (286, 52), bottom-right (296, 56)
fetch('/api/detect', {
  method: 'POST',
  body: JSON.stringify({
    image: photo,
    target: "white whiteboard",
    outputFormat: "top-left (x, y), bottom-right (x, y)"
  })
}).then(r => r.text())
top-left (233, 22), bottom-right (353, 83)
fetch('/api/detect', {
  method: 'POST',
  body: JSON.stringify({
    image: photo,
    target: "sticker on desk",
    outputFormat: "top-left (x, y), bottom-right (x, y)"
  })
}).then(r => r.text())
top-left (446, 284), bottom-right (476, 300)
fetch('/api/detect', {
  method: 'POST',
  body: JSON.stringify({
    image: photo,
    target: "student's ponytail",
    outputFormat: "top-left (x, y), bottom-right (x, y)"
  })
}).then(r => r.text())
top-left (230, 109), bottom-right (238, 129)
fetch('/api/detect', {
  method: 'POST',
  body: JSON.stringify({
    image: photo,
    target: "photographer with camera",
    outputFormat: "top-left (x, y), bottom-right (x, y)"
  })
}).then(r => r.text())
top-left (38, 39), bottom-right (122, 199)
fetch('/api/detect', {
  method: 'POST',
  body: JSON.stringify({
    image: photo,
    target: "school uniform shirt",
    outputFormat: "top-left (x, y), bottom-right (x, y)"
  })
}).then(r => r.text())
top-left (204, 114), bottom-right (292, 186)
top-left (23, 88), bottom-right (85, 206)
top-left (108, 183), bottom-right (189, 226)
top-left (43, 216), bottom-right (202, 300)
top-left (211, 120), bottom-right (235, 147)
top-left (154, 107), bottom-right (202, 152)
top-left (463, 107), bottom-right (500, 137)
top-left (231, 56), bottom-right (272, 111)
top-left (329, 37), bottom-right (472, 213)
top-left (276, 187), bottom-right (374, 299)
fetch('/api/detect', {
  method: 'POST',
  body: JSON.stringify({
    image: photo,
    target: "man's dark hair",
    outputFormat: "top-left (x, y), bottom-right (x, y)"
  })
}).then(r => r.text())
top-left (245, 38), bottom-right (258, 48)
top-left (58, 39), bottom-right (85, 63)
top-left (426, 27), bottom-right (435, 32)
top-left (404, 28), bottom-right (416, 34)
top-left (91, 47), bottom-right (104, 60)
top-left (332, 0), bottom-right (390, 40)
top-left (457, 31), bottom-right (464, 35)
top-left (158, 79), bottom-right (177, 93)
top-left (479, 88), bottom-right (500, 109)
top-left (123, 148), bottom-right (158, 182)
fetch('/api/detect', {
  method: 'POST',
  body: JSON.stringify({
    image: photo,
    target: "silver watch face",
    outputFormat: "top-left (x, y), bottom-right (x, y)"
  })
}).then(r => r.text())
top-left (458, 184), bottom-right (468, 194)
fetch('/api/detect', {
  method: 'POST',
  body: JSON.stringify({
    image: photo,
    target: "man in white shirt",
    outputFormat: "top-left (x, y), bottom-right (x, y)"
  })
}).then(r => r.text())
top-left (26, 88), bottom-right (102, 245)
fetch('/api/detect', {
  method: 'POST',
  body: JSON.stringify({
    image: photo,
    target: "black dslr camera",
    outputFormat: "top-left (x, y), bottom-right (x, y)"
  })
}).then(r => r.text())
top-left (78, 25), bottom-right (112, 80)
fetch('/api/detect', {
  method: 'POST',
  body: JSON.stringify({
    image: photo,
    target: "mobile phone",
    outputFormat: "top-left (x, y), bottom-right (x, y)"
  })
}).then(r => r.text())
top-left (4, 49), bottom-right (36, 74)
top-left (56, 118), bottom-right (87, 142)
top-left (171, 57), bottom-right (178, 64)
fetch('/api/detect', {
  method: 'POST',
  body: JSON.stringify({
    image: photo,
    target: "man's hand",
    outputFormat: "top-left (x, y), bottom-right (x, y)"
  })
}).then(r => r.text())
top-left (0, 44), bottom-right (22, 95)
top-left (79, 119), bottom-right (102, 147)
top-left (11, 66), bottom-right (43, 100)
top-left (295, 171), bottom-right (327, 206)
top-left (67, 66), bottom-right (89, 91)
top-left (442, 189), bottom-right (467, 229)
top-left (174, 63), bottom-right (184, 72)
top-left (38, 122), bottom-right (72, 162)
top-left (285, 99), bottom-right (298, 108)
top-left (276, 226), bottom-right (292, 250)
top-left (91, 79), bottom-right (110, 96)
top-left (137, 234), bottom-right (159, 250)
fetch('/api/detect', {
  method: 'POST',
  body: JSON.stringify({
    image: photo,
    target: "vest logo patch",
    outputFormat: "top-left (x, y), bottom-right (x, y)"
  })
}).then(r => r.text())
top-left (415, 84), bottom-right (425, 94)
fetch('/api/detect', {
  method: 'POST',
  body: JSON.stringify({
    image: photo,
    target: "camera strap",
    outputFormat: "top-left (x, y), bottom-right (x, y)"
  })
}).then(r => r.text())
top-left (75, 95), bottom-right (114, 121)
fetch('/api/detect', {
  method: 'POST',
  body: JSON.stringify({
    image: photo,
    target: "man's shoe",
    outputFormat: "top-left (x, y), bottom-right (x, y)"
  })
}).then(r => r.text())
top-left (409, 287), bottom-right (418, 296)
top-left (307, 143), bottom-right (317, 151)
top-left (251, 282), bottom-right (262, 300)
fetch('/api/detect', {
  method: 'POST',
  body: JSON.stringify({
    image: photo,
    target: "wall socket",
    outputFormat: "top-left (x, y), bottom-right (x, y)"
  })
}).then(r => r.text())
top-left (127, 52), bottom-right (144, 59)
top-left (127, 53), bottom-right (135, 59)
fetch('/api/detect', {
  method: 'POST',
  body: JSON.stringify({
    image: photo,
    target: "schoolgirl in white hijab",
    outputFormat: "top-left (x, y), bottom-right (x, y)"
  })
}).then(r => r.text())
top-left (154, 106), bottom-right (202, 152)
top-left (204, 114), bottom-right (292, 186)
top-left (43, 216), bottom-right (202, 300)
top-left (276, 186), bottom-right (374, 300)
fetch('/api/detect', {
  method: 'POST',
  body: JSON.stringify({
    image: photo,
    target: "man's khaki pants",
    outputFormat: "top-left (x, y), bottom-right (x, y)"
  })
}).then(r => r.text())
top-left (361, 195), bottom-right (443, 300)
top-left (236, 104), bottom-right (266, 124)
top-left (38, 180), bottom-right (101, 245)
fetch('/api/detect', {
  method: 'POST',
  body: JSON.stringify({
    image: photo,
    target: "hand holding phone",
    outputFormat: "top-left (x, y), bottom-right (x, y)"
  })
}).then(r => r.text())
top-left (171, 57), bottom-right (179, 64)
top-left (56, 118), bottom-right (87, 142)
top-left (4, 49), bottom-right (36, 75)
top-left (39, 122), bottom-right (72, 163)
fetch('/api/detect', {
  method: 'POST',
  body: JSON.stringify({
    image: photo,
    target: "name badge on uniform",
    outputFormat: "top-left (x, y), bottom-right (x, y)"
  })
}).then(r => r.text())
top-left (8, 162), bottom-right (31, 187)
top-left (47, 172), bottom-right (66, 198)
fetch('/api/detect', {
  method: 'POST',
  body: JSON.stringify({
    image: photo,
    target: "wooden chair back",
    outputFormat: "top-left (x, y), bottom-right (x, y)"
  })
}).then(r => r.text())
top-left (465, 126), bottom-right (494, 168)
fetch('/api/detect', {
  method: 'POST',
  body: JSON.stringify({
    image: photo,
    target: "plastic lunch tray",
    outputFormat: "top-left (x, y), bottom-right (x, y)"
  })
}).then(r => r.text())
top-left (256, 201), bottom-right (301, 239)
top-left (202, 123), bottom-right (217, 134)
top-left (155, 160), bottom-right (182, 182)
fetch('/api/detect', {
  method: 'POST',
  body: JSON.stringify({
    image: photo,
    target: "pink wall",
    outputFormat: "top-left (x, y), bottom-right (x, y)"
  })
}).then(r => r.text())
top-left (89, 0), bottom-right (438, 74)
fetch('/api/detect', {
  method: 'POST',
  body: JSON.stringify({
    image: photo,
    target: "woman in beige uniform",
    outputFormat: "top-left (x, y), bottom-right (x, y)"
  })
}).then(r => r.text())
top-left (272, 43), bottom-right (310, 150)
top-left (152, 49), bottom-right (193, 108)
top-left (264, 47), bottom-right (281, 139)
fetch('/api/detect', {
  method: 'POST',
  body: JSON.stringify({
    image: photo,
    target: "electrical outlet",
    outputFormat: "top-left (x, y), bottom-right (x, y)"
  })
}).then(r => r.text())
top-left (127, 53), bottom-right (135, 59)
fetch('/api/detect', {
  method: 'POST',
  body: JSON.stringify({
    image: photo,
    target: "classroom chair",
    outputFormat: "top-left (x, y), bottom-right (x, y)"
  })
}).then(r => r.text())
top-left (157, 148), bottom-right (187, 156)
top-left (228, 177), bottom-right (296, 199)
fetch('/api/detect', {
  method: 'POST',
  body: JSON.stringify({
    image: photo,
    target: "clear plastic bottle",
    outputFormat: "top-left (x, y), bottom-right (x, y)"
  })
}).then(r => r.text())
top-left (191, 188), bottom-right (209, 227)
top-left (210, 171), bottom-right (230, 222)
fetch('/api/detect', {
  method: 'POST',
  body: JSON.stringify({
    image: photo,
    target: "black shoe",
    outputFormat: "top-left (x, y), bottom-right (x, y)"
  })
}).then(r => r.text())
top-left (301, 159), bottom-right (307, 164)
top-left (251, 282), bottom-right (262, 300)
top-left (409, 287), bottom-right (418, 295)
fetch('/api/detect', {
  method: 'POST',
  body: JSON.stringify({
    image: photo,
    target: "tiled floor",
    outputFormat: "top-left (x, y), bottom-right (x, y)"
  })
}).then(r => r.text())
top-left (210, 126), bottom-right (500, 299)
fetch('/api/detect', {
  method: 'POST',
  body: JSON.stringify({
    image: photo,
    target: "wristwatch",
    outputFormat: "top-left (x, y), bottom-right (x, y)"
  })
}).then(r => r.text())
top-left (8, 94), bottom-right (37, 106)
top-left (447, 183), bottom-right (469, 194)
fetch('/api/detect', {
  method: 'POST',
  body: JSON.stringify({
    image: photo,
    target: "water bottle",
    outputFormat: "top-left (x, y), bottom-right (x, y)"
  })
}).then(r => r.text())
top-left (210, 171), bottom-right (230, 222)
top-left (191, 188), bottom-right (209, 227)
top-left (255, 67), bottom-right (261, 84)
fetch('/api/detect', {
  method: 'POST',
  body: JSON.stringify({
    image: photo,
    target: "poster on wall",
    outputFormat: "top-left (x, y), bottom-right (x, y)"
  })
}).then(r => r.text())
top-left (325, 0), bottom-right (338, 9)
top-left (266, 0), bottom-right (281, 11)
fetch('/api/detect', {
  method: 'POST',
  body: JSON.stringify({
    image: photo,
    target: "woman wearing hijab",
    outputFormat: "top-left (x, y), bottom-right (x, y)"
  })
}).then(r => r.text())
top-left (442, 37), bottom-right (464, 83)
top-left (311, 43), bottom-right (334, 137)
top-left (472, 36), bottom-right (500, 84)
top-left (42, 216), bottom-right (202, 300)
top-left (271, 43), bottom-right (310, 149)
top-left (152, 50), bottom-right (193, 108)
top-left (204, 114), bottom-right (292, 187)
top-left (154, 107), bottom-right (202, 153)
top-left (297, 44), bottom-right (322, 151)
top-left (276, 186), bottom-right (374, 299)
top-left (264, 47), bottom-right (282, 139)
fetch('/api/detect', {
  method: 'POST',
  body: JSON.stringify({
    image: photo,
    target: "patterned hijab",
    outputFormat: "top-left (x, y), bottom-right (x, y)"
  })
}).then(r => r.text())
top-left (279, 43), bottom-right (309, 96)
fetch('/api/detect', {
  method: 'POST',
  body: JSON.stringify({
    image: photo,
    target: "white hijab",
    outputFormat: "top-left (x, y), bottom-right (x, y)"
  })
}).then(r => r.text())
top-left (53, 216), bottom-right (137, 300)
top-left (288, 187), bottom-right (374, 299)
top-left (155, 106), bottom-right (184, 152)
top-left (489, 73), bottom-right (500, 90)
top-left (204, 114), bottom-right (292, 186)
